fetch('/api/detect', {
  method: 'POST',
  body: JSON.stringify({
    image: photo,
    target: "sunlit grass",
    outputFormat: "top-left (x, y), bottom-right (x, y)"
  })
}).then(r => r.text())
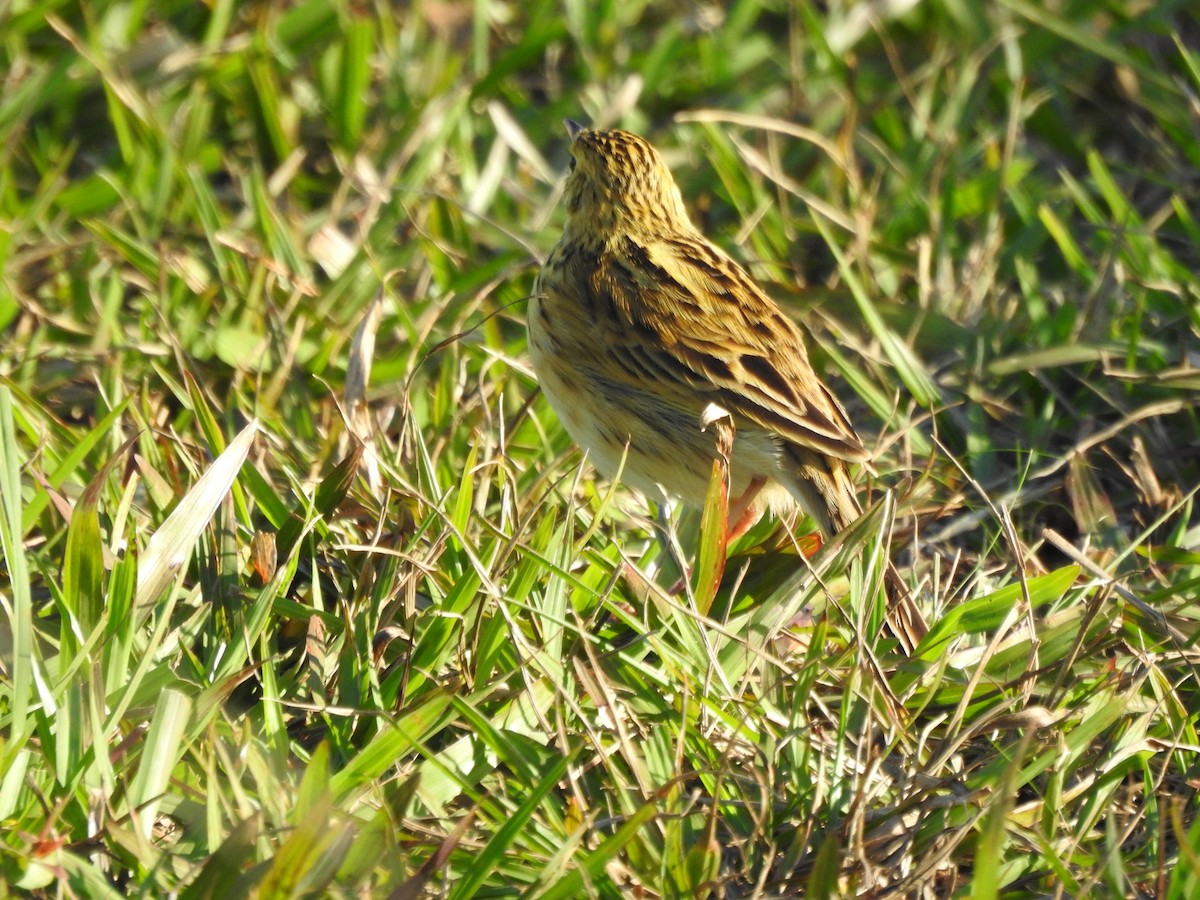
top-left (1, 1), bottom-right (1198, 896)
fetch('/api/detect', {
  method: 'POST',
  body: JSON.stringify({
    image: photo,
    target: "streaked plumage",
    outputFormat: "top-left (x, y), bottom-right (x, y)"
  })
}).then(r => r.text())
top-left (530, 122), bottom-right (925, 648)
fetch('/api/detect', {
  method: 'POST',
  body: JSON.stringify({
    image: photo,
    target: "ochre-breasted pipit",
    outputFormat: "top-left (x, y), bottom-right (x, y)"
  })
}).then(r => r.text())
top-left (530, 121), bottom-right (926, 649)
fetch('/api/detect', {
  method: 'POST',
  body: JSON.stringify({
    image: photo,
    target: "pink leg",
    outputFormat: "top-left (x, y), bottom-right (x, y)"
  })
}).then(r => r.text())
top-left (658, 475), bottom-right (769, 598)
top-left (726, 476), bottom-right (766, 542)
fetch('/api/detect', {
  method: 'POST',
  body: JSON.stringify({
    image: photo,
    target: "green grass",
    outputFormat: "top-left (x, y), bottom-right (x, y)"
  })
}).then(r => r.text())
top-left (2, 0), bottom-right (1199, 896)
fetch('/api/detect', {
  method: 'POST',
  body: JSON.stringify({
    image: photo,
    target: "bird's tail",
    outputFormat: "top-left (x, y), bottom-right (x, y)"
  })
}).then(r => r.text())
top-left (797, 455), bottom-right (929, 654)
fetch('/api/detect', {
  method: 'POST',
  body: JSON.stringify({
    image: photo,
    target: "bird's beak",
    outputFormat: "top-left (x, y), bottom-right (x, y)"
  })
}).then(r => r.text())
top-left (564, 119), bottom-right (586, 142)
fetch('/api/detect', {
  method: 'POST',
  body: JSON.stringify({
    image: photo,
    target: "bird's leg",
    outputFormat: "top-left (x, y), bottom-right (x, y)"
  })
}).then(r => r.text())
top-left (726, 476), bottom-right (766, 543)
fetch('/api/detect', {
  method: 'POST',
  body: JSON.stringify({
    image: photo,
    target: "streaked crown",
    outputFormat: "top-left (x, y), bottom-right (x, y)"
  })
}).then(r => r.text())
top-left (560, 122), bottom-right (693, 240)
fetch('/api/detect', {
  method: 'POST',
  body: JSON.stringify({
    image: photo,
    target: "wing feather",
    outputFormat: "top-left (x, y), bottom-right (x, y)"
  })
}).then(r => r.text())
top-left (584, 233), bottom-right (869, 463)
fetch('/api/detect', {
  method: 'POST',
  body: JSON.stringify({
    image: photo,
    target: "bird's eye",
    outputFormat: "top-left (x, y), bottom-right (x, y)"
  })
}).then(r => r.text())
top-left (568, 157), bottom-right (577, 171)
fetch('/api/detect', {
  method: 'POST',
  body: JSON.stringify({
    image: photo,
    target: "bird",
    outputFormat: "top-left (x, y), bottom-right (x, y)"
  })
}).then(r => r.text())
top-left (529, 120), bottom-right (926, 650)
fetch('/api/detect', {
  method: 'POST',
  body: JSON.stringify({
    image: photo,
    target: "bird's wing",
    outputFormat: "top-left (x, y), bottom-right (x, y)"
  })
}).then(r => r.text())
top-left (577, 233), bottom-right (869, 463)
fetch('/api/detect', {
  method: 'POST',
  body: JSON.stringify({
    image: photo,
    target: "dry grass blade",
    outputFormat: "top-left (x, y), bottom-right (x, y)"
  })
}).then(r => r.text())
top-left (135, 420), bottom-right (258, 614)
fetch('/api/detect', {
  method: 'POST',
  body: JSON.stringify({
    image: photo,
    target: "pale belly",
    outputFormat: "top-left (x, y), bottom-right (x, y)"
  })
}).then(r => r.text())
top-left (528, 293), bottom-right (798, 515)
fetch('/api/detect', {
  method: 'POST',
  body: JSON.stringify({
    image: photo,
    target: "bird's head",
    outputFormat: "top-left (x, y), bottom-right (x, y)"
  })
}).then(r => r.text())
top-left (560, 121), bottom-right (693, 242)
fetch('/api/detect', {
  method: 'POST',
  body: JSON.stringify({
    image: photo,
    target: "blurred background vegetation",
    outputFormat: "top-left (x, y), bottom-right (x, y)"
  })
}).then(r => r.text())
top-left (2, 0), bottom-right (1198, 896)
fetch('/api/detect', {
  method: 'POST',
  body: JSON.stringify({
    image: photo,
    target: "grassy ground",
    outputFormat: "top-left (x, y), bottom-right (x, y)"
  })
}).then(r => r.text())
top-left (2, 0), bottom-right (1199, 896)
